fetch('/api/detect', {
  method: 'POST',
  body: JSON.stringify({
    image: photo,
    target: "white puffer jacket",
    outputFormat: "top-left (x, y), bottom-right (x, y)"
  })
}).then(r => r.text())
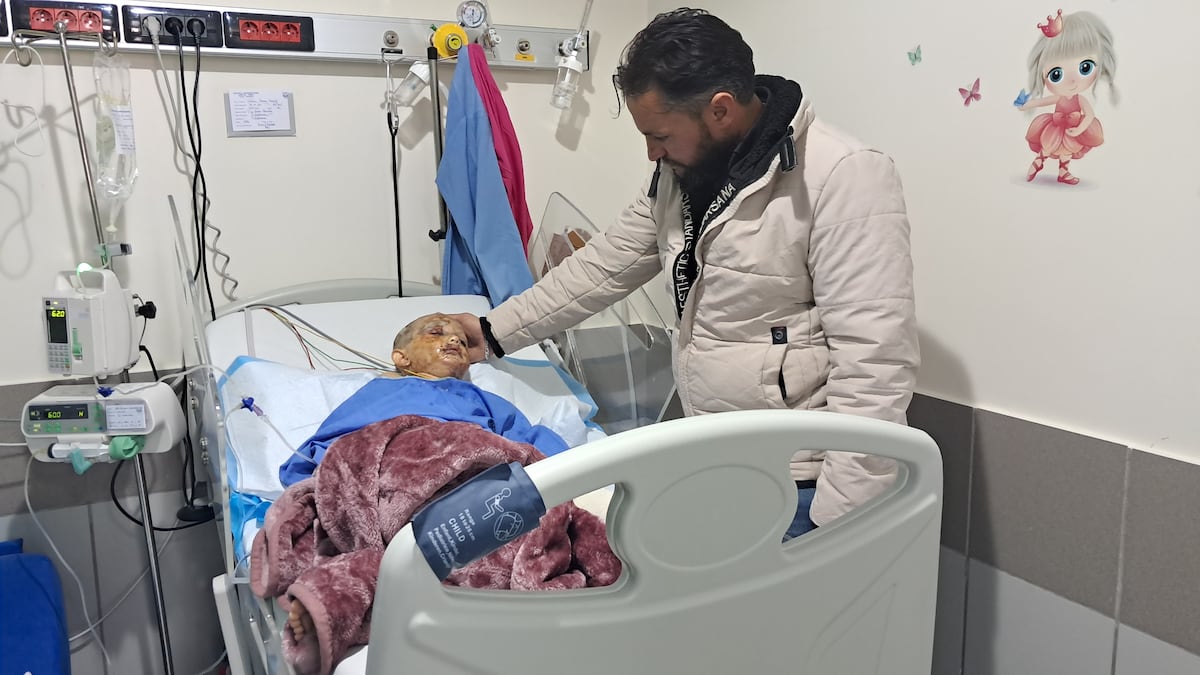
top-left (487, 87), bottom-right (919, 526)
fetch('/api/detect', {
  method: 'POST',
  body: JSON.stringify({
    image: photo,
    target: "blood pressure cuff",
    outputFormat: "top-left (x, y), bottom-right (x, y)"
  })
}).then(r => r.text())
top-left (411, 462), bottom-right (546, 580)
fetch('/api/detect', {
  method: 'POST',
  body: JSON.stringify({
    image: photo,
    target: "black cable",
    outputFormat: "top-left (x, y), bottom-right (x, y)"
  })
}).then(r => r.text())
top-left (176, 39), bottom-right (217, 321)
top-left (140, 344), bottom-right (186, 503)
top-left (138, 345), bottom-right (159, 380)
top-left (109, 460), bottom-right (210, 531)
top-left (139, 344), bottom-right (208, 515)
top-left (192, 40), bottom-right (216, 322)
top-left (176, 41), bottom-right (202, 280)
top-left (134, 295), bottom-right (148, 344)
top-left (388, 111), bottom-right (403, 298)
top-left (194, 40), bottom-right (211, 280)
top-left (178, 385), bottom-right (195, 507)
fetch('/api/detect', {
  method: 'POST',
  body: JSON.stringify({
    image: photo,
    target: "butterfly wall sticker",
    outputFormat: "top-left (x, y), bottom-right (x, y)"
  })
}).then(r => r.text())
top-left (959, 78), bottom-right (981, 106)
top-left (1012, 89), bottom-right (1031, 107)
top-left (907, 45), bottom-right (922, 65)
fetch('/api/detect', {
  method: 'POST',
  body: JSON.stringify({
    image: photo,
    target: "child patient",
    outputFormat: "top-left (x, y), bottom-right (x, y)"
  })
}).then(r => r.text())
top-left (256, 313), bottom-right (618, 675)
top-left (277, 313), bottom-right (571, 488)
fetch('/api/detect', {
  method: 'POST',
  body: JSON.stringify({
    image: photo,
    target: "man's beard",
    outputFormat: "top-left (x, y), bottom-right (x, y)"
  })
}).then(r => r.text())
top-left (672, 131), bottom-right (739, 198)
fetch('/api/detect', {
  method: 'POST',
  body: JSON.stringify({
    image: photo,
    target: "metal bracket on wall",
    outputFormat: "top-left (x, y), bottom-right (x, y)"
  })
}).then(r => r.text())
top-left (0, 1), bottom-right (589, 71)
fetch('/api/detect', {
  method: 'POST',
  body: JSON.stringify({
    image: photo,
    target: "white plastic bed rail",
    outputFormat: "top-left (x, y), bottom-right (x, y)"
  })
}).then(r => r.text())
top-left (367, 408), bottom-right (942, 675)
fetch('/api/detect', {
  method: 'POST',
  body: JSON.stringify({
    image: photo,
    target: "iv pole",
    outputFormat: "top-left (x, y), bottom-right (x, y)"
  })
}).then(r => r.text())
top-left (12, 23), bottom-right (176, 675)
top-left (427, 45), bottom-right (450, 242)
top-left (54, 29), bottom-right (108, 259)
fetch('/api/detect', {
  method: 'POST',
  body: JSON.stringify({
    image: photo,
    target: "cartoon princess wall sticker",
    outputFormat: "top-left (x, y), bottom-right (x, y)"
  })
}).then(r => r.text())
top-left (1016, 9), bottom-right (1118, 185)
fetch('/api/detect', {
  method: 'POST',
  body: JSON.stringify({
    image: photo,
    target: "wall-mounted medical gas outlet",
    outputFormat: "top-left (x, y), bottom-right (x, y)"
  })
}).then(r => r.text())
top-left (0, 3), bottom-right (587, 71)
top-left (122, 5), bottom-right (222, 47)
top-left (223, 10), bottom-right (312, 51)
top-left (10, 0), bottom-right (119, 38)
top-left (0, 1), bottom-right (9, 36)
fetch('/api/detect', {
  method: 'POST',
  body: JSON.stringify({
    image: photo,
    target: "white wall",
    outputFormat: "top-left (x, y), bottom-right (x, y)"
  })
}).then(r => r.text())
top-left (0, 0), bottom-right (651, 383)
top-left (652, 1), bottom-right (1200, 461)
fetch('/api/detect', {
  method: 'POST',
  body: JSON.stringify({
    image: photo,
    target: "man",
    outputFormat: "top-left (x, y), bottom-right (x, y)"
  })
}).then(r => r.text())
top-left (455, 8), bottom-right (919, 537)
top-left (277, 313), bottom-right (569, 487)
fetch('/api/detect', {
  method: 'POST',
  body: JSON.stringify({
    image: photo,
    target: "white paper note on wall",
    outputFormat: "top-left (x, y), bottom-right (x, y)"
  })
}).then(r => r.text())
top-left (225, 90), bottom-right (296, 136)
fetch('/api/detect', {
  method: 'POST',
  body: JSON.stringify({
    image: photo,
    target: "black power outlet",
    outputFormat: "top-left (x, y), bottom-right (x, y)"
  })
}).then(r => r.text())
top-left (122, 5), bottom-right (221, 47)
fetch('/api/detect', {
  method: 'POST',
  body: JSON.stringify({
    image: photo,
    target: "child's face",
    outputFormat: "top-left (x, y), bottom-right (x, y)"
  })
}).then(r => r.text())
top-left (1043, 53), bottom-right (1100, 96)
top-left (392, 314), bottom-right (471, 379)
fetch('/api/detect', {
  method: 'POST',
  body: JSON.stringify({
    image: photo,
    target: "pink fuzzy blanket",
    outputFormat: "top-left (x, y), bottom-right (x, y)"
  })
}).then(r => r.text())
top-left (249, 415), bottom-right (621, 675)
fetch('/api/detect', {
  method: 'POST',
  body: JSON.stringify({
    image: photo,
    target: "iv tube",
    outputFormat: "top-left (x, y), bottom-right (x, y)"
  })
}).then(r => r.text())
top-left (575, 0), bottom-right (593, 37)
top-left (551, 0), bottom-right (593, 109)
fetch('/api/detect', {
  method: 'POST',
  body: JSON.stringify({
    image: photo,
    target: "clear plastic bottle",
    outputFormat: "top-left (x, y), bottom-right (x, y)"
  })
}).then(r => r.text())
top-left (93, 50), bottom-right (138, 233)
top-left (551, 51), bottom-right (584, 109)
top-left (393, 62), bottom-right (431, 108)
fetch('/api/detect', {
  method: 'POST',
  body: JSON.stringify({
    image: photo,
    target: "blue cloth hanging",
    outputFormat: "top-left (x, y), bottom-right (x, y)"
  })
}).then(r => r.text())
top-left (0, 539), bottom-right (70, 675)
top-left (435, 51), bottom-right (534, 306)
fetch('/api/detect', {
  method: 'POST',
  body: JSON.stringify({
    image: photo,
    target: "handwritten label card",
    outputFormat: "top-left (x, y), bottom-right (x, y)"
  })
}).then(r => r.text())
top-left (225, 90), bottom-right (296, 136)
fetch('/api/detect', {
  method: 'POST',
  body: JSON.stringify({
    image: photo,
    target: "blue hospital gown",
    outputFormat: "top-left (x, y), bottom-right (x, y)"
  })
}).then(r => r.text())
top-left (278, 376), bottom-right (568, 487)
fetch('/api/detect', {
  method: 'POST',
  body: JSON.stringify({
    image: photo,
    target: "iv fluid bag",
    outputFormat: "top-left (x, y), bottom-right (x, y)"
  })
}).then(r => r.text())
top-left (93, 50), bottom-right (137, 231)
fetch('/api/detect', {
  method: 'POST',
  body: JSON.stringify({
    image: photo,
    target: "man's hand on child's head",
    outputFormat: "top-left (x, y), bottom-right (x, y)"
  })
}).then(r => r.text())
top-left (445, 313), bottom-right (488, 363)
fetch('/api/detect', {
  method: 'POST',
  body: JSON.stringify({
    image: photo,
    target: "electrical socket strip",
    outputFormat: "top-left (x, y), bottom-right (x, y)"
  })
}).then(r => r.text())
top-left (10, 0), bottom-right (119, 39)
top-left (122, 4), bottom-right (221, 47)
top-left (222, 10), bottom-right (311, 51)
top-left (0, 2), bottom-right (589, 72)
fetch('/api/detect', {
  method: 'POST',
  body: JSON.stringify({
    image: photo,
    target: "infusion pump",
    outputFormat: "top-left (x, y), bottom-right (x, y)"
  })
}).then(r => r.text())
top-left (21, 383), bottom-right (185, 462)
top-left (43, 268), bottom-right (139, 378)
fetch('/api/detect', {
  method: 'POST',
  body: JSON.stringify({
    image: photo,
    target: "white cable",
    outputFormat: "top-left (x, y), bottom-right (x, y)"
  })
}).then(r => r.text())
top-left (220, 393), bottom-right (314, 495)
top-left (221, 413), bottom-right (247, 493)
top-left (118, 362), bottom-right (231, 397)
top-left (145, 17), bottom-right (193, 163)
top-left (0, 441), bottom-right (28, 446)
top-left (24, 457), bottom-right (114, 669)
top-left (152, 31), bottom-right (239, 303)
top-left (203, 211), bottom-right (240, 301)
top-left (221, 405), bottom-right (314, 491)
top-left (245, 304), bottom-right (393, 370)
top-left (69, 524), bottom-right (179, 642)
top-left (1, 46), bottom-right (49, 157)
top-left (260, 414), bottom-right (311, 465)
top-left (195, 648), bottom-right (227, 675)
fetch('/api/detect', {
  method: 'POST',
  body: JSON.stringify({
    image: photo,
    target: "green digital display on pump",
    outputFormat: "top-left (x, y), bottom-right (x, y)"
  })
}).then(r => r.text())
top-left (46, 307), bottom-right (68, 344)
top-left (28, 404), bottom-right (89, 421)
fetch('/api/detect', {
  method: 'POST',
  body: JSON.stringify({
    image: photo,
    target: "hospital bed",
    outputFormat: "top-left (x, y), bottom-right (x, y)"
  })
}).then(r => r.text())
top-left (184, 279), bottom-right (942, 675)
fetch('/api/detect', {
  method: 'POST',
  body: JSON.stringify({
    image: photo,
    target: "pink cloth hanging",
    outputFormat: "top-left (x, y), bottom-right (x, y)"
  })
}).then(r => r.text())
top-left (467, 44), bottom-right (534, 255)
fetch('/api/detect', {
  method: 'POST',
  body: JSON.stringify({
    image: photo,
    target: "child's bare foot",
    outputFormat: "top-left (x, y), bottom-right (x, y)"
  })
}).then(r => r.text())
top-left (288, 598), bottom-right (314, 639)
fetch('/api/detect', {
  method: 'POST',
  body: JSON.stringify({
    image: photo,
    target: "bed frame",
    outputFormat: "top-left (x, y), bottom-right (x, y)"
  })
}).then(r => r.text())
top-left (182, 280), bottom-right (942, 675)
top-left (366, 408), bottom-right (942, 674)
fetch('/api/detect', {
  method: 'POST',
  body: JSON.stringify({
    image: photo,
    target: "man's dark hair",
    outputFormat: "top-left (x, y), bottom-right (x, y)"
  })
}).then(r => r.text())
top-left (614, 8), bottom-right (756, 115)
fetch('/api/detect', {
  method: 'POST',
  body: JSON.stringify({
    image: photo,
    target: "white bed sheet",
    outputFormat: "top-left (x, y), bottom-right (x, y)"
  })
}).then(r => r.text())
top-left (204, 294), bottom-right (609, 567)
top-left (220, 357), bottom-right (601, 501)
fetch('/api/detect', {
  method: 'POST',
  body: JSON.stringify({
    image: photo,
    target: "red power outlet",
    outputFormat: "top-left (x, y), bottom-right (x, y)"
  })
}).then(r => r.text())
top-left (28, 5), bottom-right (102, 32)
top-left (238, 18), bottom-right (301, 43)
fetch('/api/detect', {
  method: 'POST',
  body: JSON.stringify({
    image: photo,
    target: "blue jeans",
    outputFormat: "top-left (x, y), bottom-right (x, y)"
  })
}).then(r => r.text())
top-left (783, 481), bottom-right (818, 542)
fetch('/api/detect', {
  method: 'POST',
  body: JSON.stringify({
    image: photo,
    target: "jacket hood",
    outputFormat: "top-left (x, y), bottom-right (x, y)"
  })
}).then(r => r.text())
top-left (729, 75), bottom-right (803, 189)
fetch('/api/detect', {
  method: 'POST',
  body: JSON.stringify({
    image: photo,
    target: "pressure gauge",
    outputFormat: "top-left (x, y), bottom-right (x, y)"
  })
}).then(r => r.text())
top-left (457, 0), bottom-right (488, 29)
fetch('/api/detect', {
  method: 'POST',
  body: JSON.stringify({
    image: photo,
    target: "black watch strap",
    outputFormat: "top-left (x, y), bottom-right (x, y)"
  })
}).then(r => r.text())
top-left (479, 316), bottom-right (505, 359)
